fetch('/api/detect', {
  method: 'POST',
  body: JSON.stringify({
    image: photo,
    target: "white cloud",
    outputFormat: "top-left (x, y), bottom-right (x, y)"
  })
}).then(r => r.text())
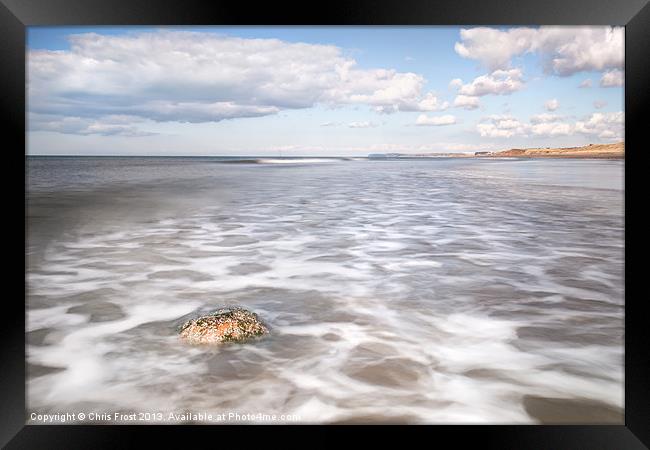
top-left (380, 92), bottom-right (448, 114)
top-left (530, 113), bottom-right (562, 124)
top-left (454, 26), bottom-right (624, 76)
top-left (29, 113), bottom-right (155, 136)
top-left (415, 93), bottom-right (450, 111)
top-left (415, 114), bottom-right (457, 126)
top-left (454, 27), bottom-right (534, 71)
top-left (477, 115), bottom-right (529, 138)
top-left (575, 111), bottom-right (624, 139)
top-left (544, 98), bottom-right (559, 111)
top-left (456, 69), bottom-right (524, 96)
top-left (530, 122), bottom-right (573, 137)
top-left (593, 100), bottom-right (607, 109)
top-left (450, 69), bottom-right (523, 110)
top-left (453, 95), bottom-right (480, 110)
top-left (449, 78), bottom-right (463, 89)
top-left (29, 30), bottom-right (447, 135)
top-left (600, 69), bottom-right (624, 87)
top-left (476, 123), bottom-right (519, 138)
top-left (348, 121), bottom-right (377, 128)
top-left (579, 79), bottom-right (593, 88)
top-left (476, 111), bottom-right (623, 140)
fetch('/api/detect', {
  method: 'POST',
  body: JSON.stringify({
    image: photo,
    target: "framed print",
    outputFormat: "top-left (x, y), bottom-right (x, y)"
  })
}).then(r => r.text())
top-left (2, 0), bottom-right (649, 447)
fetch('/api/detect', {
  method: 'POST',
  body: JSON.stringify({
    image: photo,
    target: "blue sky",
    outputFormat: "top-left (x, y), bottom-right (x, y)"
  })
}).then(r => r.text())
top-left (27, 26), bottom-right (624, 156)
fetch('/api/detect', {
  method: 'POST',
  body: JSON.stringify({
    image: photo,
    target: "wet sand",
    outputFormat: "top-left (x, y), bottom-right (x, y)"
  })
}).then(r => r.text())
top-left (26, 156), bottom-right (624, 424)
top-left (523, 396), bottom-right (623, 424)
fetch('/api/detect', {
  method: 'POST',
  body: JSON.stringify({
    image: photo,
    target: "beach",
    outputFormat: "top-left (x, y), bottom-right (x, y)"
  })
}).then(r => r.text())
top-left (481, 141), bottom-right (625, 159)
top-left (26, 156), bottom-right (624, 424)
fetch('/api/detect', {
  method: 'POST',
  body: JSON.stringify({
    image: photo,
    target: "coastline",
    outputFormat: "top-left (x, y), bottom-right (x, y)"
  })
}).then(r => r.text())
top-left (480, 141), bottom-right (624, 159)
top-left (368, 142), bottom-right (624, 160)
top-left (27, 156), bottom-right (624, 423)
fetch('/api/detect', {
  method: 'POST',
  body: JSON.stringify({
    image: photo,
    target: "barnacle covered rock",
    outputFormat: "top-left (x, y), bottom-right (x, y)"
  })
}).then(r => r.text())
top-left (179, 308), bottom-right (268, 344)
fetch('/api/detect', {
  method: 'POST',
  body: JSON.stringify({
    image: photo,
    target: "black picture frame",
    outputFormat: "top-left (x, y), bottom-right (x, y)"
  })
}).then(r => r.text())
top-left (3, 0), bottom-right (648, 447)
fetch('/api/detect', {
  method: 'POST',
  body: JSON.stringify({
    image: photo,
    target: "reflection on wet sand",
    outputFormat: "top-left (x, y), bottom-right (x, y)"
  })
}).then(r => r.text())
top-left (27, 157), bottom-right (624, 423)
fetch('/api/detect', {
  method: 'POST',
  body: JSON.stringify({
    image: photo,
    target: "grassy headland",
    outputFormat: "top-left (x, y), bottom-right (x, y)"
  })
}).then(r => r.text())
top-left (479, 141), bottom-right (624, 159)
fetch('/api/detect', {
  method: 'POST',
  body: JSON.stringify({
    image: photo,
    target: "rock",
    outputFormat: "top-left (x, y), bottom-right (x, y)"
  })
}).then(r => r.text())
top-left (179, 308), bottom-right (268, 344)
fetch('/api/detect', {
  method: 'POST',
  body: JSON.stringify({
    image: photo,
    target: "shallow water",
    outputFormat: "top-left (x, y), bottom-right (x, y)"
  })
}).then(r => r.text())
top-left (26, 156), bottom-right (624, 424)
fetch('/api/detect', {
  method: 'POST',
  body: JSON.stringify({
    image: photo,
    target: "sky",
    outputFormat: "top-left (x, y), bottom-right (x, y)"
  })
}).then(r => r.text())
top-left (27, 26), bottom-right (624, 156)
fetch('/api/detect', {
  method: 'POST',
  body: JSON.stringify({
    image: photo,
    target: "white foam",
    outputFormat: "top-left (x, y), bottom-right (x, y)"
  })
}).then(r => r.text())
top-left (27, 159), bottom-right (624, 423)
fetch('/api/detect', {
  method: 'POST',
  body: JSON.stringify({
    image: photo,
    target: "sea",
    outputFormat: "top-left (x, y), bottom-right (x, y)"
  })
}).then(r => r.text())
top-left (26, 156), bottom-right (625, 424)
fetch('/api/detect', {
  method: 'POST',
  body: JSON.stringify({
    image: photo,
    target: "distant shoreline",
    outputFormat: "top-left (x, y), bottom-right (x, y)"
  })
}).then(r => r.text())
top-left (477, 141), bottom-right (624, 159)
top-left (369, 141), bottom-right (625, 160)
top-left (27, 142), bottom-right (625, 160)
